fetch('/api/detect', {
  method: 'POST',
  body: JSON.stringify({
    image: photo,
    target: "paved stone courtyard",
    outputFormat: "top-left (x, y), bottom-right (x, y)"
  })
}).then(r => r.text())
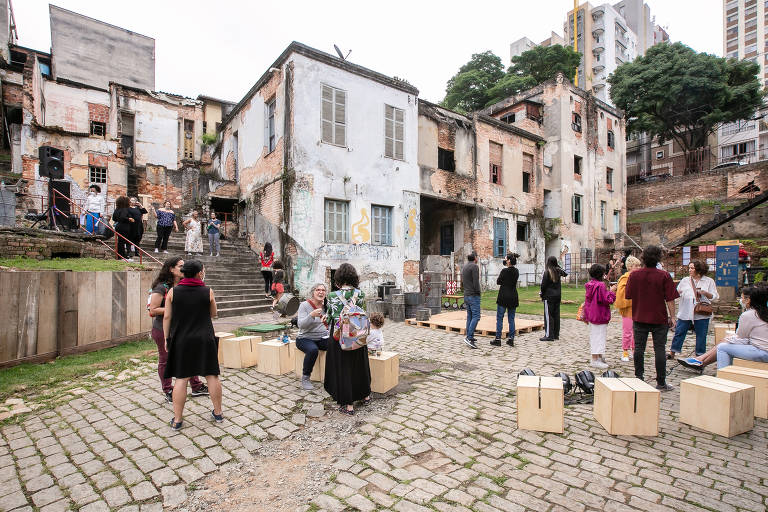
top-left (1, 313), bottom-right (767, 511)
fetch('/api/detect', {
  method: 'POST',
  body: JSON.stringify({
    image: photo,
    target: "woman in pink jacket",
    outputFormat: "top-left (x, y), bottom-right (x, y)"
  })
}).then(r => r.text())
top-left (584, 264), bottom-right (616, 369)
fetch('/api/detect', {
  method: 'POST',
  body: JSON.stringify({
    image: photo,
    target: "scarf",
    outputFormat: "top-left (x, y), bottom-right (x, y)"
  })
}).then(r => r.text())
top-left (178, 277), bottom-right (205, 287)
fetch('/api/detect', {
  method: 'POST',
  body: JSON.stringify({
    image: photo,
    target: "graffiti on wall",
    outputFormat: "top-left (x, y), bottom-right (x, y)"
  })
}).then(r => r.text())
top-left (351, 208), bottom-right (370, 244)
top-left (315, 243), bottom-right (393, 261)
top-left (402, 191), bottom-right (419, 260)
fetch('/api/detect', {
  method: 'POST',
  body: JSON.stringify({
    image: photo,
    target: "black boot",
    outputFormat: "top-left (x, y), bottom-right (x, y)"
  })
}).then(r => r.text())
top-left (490, 338), bottom-right (502, 346)
top-left (506, 338), bottom-right (514, 347)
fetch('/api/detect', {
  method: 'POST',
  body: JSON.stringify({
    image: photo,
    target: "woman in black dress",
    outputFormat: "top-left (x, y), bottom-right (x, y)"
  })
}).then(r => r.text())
top-left (128, 197), bottom-right (148, 257)
top-left (540, 256), bottom-right (568, 341)
top-left (111, 196), bottom-right (135, 260)
top-left (163, 260), bottom-right (222, 429)
top-left (323, 263), bottom-right (371, 415)
top-left (493, 253), bottom-right (519, 347)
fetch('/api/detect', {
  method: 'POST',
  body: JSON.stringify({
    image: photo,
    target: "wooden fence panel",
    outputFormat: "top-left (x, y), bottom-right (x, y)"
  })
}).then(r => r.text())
top-left (126, 271), bottom-right (142, 335)
top-left (36, 272), bottom-right (59, 356)
top-left (78, 272), bottom-right (113, 346)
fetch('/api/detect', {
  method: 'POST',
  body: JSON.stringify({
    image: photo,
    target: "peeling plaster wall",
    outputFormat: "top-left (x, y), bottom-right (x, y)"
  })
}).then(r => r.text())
top-left (288, 53), bottom-right (420, 296)
top-left (42, 81), bottom-right (110, 134)
top-left (119, 95), bottom-right (179, 170)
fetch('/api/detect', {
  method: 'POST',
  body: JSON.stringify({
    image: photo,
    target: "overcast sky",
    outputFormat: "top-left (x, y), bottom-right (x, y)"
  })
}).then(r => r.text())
top-left (16, 0), bottom-right (722, 104)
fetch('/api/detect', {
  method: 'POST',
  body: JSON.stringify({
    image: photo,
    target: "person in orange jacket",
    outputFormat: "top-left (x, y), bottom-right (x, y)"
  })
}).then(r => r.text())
top-left (614, 255), bottom-right (641, 361)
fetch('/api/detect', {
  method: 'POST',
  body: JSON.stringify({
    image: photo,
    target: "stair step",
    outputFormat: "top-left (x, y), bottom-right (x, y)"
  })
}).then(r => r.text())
top-left (217, 305), bottom-right (273, 318)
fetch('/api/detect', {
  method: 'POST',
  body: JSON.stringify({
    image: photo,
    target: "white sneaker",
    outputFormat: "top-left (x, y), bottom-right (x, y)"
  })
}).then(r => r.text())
top-left (154, 248), bottom-right (159, 253)
top-left (125, 258), bottom-right (134, 263)
top-left (590, 360), bottom-right (609, 369)
top-left (620, 355), bottom-right (630, 362)
top-left (163, 250), bottom-right (169, 254)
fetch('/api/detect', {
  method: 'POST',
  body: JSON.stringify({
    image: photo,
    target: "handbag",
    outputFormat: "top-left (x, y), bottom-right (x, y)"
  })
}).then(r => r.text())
top-left (690, 277), bottom-right (713, 315)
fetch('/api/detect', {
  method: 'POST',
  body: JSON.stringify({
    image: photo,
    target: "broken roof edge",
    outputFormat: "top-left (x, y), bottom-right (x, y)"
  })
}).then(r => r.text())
top-left (49, 4), bottom-right (156, 43)
top-left (197, 94), bottom-right (237, 106)
top-left (475, 114), bottom-right (545, 143)
top-left (418, 99), bottom-right (473, 124)
top-left (482, 73), bottom-right (623, 120)
top-left (417, 100), bottom-right (543, 142)
top-left (110, 82), bottom-right (203, 105)
top-left (222, 41), bottom-right (420, 128)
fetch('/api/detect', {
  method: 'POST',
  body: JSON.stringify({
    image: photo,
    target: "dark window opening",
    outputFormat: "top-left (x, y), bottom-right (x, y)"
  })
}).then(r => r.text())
top-left (500, 112), bottom-right (515, 124)
top-left (438, 148), bottom-right (455, 171)
top-left (572, 194), bottom-right (583, 224)
top-left (10, 50), bottom-right (26, 68)
top-left (572, 112), bottom-right (582, 132)
top-left (89, 166), bottom-right (107, 184)
top-left (90, 121), bottom-right (106, 137)
top-left (517, 222), bottom-right (529, 241)
top-left (522, 172), bottom-right (531, 193)
top-left (607, 130), bottom-right (615, 148)
top-left (490, 164), bottom-right (500, 184)
top-left (202, 121), bottom-right (208, 133)
top-left (606, 168), bottom-right (613, 189)
top-left (574, 155), bottom-right (583, 175)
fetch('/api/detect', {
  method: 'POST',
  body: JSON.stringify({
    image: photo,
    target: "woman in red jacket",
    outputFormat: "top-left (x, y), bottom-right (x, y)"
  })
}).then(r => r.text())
top-left (260, 242), bottom-right (274, 298)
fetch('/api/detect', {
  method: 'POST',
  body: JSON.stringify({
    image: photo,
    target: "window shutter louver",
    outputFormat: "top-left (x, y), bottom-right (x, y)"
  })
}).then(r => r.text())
top-left (322, 85), bottom-right (334, 143)
top-left (264, 103), bottom-right (269, 150)
top-left (395, 108), bottom-right (404, 160)
top-left (334, 89), bottom-right (346, 146)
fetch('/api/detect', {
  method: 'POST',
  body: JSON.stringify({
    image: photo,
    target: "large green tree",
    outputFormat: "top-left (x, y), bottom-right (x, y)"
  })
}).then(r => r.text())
top-left (442, 45), bottom-right (582, 112)
top-left (442, 51), bottom-right (505, 113)
top-left (609, 42), bottom-right (764, 158)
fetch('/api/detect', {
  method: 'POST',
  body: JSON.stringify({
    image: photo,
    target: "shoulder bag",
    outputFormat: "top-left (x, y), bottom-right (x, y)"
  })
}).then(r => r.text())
top-left (691, 277), bottom-right (713, 315)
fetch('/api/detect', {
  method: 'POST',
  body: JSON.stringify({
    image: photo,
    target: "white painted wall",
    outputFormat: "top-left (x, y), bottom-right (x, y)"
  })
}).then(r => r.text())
top-left (119, 95), bottom-right (179, 170)
top-left (287, 53), bottom-right (421, 295)
top-left (42, 81), bottom-right (110, 134)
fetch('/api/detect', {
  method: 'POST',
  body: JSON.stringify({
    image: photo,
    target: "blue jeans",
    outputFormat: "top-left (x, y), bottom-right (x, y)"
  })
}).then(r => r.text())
top-left (496, 305), bottom-right (516, 340)
top-left (208, 232), bottom-right (220, 254)
top-left (716, 343), bottom-right (768, 369)
top-left (464, 295), bottom-right (481, 340)
top-left (670, 318), bottom-right (710, 355)
top-left (295, 336), bottom-right (329, 376)
top-left (85, 212), bottom-right (100, 234)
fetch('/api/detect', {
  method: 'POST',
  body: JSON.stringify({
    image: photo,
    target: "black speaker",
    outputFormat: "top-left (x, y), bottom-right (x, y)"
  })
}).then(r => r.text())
top-left (38, 146), bottom-right (65, 179)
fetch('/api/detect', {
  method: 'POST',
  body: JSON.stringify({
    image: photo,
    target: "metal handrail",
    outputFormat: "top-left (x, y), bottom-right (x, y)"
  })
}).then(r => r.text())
top-left (50, 189), bottom-right (162, 265)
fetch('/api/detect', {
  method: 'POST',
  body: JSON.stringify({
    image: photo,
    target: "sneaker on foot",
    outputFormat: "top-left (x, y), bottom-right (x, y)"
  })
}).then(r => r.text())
top-left (300, 375), bottom-right (315, 390)
top-left (620, 355), bottom-right (630, 362)
top-left (163, 250), bottom-right (169, 254)
top-left (540, 336), bottom-right (554, 341)
top-left (164, 392), bottom-right (173, 403)
top-left (463, 337), bottom-right (478, 349)
top-left (590, 360), bottom-right (609, 369)
top-left (656, 383), bottom-right (674, 392)
top-left (211, 410), bottom-right (224, 423)
top-left (154, 248), bottom-right (159, 253)
top-left (190, 385), bottom-right (209, 397)
top-left (169, 418), bottom-right (183, 430)
top-left (490, 338), bottom-right (502, 346)
top-left (677, 357), bottom-right (703, 371)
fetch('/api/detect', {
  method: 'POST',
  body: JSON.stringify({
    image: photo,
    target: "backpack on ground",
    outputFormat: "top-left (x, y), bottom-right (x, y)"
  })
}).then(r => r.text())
top-left (332, 290), bottom-right (370, 351)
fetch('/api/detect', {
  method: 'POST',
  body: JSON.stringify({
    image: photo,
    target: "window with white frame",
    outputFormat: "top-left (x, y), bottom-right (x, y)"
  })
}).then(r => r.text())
top-left (613, 210), bottom-right (620, 233)
top-left (324, 199), bottom-right (349, 243)
top-left (371, 205), bottom-right (393, 245)
top-left (89, 166), bottom-right (107, 184)
top-left (321, 84), bottom-right (346, 146)
top-left (384, 105), bottom-right (404, 160)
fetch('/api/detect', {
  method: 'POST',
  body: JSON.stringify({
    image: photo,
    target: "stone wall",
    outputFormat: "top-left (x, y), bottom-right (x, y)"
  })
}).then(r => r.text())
top-left (0, 228), bottom-right (113, 260)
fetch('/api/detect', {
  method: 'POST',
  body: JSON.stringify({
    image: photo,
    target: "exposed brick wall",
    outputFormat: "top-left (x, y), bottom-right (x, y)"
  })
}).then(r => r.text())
top-left (87, 102), bottom-right (108, 123)
top-left (438, 122), bottom-right (456, 150)
top-left (627, 162), bottom-right (768, 211)
top-left (0, 228), bottom-right (113, 260)
top-left (3, 82), bottom-right (23, 106)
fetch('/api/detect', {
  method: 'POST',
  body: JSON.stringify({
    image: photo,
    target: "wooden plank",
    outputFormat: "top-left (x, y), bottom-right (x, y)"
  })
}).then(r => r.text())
top-left (370, 351), bottom-right (399, 393)
top-left (733, 358), bottom-right (768, 372)
top-left (403, 311), bottom-right (543, 338)
top-left (125, 271), bottom-right (141, 335)
top-left (0, 273), bottom-right (21, 364)
top-left (57, 272), bottom-right (78, 351)
top-left (139, 271), bottom-right (154, 333)
top-left (594, 378), bottom-right (660, 436)
top-left (257, 339), bottom-right (291, 375)
top-left (36, 272), bottom-right (59, 356)
top-left (111, 272), bottom-right (127, 340)
top-left (680, 376), bottom-right (754, 437)
top-left (17, 272), bottom-right (40, 358)
top-left (717, 366), bottom-right (768, 418)
top-left (517, 375), bottom-right (564, 433)
top-left (80, 272), bottom-right (112, 345)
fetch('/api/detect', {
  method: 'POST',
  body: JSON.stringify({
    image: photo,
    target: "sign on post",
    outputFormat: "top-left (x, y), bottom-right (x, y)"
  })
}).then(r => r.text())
top-left (715, 241), bottom-right (739, 288)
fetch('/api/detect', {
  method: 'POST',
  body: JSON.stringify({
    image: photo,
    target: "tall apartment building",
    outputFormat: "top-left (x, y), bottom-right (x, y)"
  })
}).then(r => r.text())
top-left (719, 0), bottom-right (768, 164)
top-left (510, 32), bottom-right (567, 60)
top-left (563, 1), bottom-right (668, 105)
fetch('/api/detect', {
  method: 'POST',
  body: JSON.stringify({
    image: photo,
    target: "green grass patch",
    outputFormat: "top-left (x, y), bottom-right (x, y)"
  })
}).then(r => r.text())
top-left (479, 285), bottom-right (584, 319)
top-left (0, 338), bottom-right (155, 401)
top-left (628, 201), bottom-right (737, 225)
top-left (0, 256), bottom-right (147, 272)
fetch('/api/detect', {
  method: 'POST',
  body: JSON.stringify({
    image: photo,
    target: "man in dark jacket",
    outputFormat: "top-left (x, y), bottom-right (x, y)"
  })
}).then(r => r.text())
top-left (461, 253), bottom-right (481, 349)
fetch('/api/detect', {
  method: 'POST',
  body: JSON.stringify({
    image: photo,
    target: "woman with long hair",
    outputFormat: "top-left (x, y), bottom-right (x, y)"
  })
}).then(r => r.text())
top-left (493, 253), bottom-right (519, 347)
top-left (183, 211), bottom-right (203, 255)
top-left (715, 283), bottom-right (768, 368)
top-left (163, 260), bottom-right (222, 429)
top-left (669, 260), bottom-right (719, 358)
top-left (153, 200), bottom-right (178, 253)
top-left (111, 196), bottom-right (135, 260)
top-left (260, 242), bottom-right (275, 298)
top-left (323, 263), bottom-right (371, 415)
top-left (148, 257), bottom-right (208, 403)
top-left (539, 256), bottom-right (568, 341)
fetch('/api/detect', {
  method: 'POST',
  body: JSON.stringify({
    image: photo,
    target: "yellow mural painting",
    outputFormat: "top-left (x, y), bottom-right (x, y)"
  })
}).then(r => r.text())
top-left (407, 207), bottom-right (417, 238)
top-left (351, 208), bottom-right (370, 243)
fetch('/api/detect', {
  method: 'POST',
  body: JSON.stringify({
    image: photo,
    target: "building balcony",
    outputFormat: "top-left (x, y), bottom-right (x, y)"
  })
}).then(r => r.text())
top-left (616, 36), bottom-right (627, 49)
top-left (593, 63), bottom-right (605, 73)
top-left (593, 43), bottom-right (605, 54)
top-left (593, 27), bottom-right (604, 38)
top-left (593, 82), bottom-right (606, 90)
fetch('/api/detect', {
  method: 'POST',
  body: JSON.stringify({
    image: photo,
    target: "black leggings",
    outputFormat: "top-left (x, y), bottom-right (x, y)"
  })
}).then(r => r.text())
top-left (262, 270), bottom-right (273, 294)
top-left (155, 225), bottom-right (173, 250)
top-left (543, 299), bottom-right (561, 339)
top-left (116, 226), bottom-right (131, 259)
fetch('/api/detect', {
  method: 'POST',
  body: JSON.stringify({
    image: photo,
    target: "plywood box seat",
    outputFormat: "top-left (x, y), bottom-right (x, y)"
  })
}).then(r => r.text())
top-left (733, 358), bottom-right (768, 372)
top-left (714, 323), bottom-right (736, 344)
top-left (257, 339), bottom-right (293, 376)
top-left (717, 365), bottom-right (768, 418)
top-left (294, 344), bottom-right (326, 382)
top-left (680, 375), bottom-right (754, 437)
top-left (369, 351), bottom-right (399, 393)
top-left (220, 335), bottom-right (260, 369)
top-left (593, 377), bottom-right (660, 436)
top-left (517, 375), bottom-right (564, 433)
top-left (215, 332), bottom-right (236, 364)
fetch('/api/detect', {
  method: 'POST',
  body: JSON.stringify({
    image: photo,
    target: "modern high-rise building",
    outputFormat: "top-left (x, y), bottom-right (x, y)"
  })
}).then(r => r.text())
top-left (509, 32), bottom-right (567, 60)
top-left (563, 1), bottom-right (668, 105)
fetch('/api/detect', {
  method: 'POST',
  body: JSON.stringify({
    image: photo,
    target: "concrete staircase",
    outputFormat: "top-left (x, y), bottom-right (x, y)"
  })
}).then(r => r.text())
top-left (140, 232), bottom-right (273, 318)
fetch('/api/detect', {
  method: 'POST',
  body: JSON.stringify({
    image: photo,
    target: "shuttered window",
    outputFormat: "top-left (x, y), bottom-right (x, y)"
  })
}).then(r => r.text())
top-left (493, 217), bottom-right (508, 257)
top-left (324, 199), bottom-right (349, 243)
top-left (384, 105), bottom-right (404, 160)
top-left (322, 84), bottom-right (346, 146)
top-left (372, 205), bottom-right (392, 245)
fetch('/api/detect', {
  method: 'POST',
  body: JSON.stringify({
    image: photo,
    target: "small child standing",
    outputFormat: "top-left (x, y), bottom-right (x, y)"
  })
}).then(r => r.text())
top-left (614, 256), bottom-right (641, 362)
top-left (583, 263), bottom-right (616, 369)
top-left (366, 313), bottom-right (385, 356)
top-left (271, 260), bottom-right (285, 312)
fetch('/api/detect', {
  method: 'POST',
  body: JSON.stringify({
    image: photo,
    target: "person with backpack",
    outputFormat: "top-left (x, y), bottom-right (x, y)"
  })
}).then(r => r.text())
top-left (147, 257), bottom-right (208, 403)
top-left (323, 263), bottom-right (371, 415)
top-left (540, 256), bottom-right (568, 341)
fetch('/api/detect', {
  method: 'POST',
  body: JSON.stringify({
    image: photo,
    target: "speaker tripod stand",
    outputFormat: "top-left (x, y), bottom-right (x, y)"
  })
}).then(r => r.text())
top-left (30, 180), bottom-right (62, 231)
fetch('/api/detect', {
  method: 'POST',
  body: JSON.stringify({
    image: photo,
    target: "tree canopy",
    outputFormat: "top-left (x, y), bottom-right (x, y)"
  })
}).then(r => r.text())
top-left (442, 45), bottom-right (581, 113)
top-left (608, 42), bottom-right (764, 154)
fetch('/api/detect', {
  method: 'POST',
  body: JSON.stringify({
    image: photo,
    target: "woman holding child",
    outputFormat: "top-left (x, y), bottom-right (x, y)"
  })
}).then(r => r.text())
top-left (323, 263), bottom-right (372, 415)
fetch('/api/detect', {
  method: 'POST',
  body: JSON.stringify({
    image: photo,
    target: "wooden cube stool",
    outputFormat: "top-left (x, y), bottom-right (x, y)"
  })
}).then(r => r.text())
top-left (220, 335), bottom-right (260, 369)
top-left (734, 358), bottom-right (768, 372)
top-left (369, 351), bottom-right (399, 393)
top-left (680, 375), bottom-right (754, 437)
top-left (516, 375), bottom-right (564, 433)
top-left (717, 365), bottom-right (768, 418)
top-left (257, 339), bottom-right (293, 376)
top-left (215, 332), bottom-right (236, 364)
top-left (593, 377), bottom-right (660, 436)
top-left (294, 346), bottom-right (326, 382)
top-left (714, 323), bottom-right (736, 344)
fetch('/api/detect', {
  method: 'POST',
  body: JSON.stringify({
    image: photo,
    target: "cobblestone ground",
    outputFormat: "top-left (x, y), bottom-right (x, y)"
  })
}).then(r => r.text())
top-left (1, 313), bottom-right (767, 511)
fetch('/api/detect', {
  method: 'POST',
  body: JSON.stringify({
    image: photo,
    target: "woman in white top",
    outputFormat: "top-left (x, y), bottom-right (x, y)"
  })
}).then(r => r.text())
top-left (84, 185), bottom-right (105, 234)
top-left (669, 260), bottom-right (719, 357)
top-left (716, 283), bottom-right (768, 368)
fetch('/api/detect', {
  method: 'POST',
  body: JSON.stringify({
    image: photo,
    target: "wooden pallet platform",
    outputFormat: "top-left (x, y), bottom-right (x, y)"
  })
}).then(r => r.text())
top-left (405, 311), bottom-right (544, 338)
